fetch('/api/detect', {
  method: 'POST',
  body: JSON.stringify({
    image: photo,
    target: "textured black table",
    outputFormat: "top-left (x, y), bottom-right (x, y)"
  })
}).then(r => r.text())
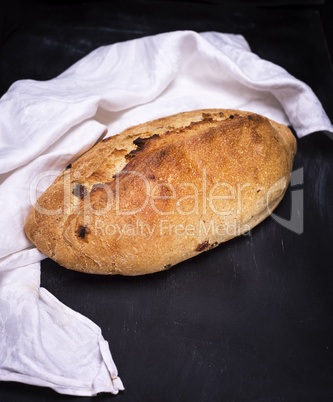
top-left (1, 1), bottom-right (333, 401)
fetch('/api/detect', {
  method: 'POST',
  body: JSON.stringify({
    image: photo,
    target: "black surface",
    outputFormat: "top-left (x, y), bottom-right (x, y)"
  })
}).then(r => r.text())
top-left (1, 1), bottom-right (333, 401)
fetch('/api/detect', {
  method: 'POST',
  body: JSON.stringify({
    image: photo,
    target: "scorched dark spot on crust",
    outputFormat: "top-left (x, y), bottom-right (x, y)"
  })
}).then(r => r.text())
top-left (76, 225), bottom-right (91, 239)
top-left (132, 136), bottom-right (154, 149)
top-left (195, 241), bottom-right (210, 252)
top-left (72, 183), bottom-right (88, 199)
top-left (125, 134), bottom-right (160, 161)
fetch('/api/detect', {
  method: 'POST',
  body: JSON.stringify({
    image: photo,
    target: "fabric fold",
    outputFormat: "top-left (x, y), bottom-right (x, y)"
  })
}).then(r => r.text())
top-left (0, 263), bottom-right (124, 396)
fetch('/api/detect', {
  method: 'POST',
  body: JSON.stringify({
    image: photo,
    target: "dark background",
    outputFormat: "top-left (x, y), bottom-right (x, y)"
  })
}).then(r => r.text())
top-left (1, 1), bottom-right (333, 401)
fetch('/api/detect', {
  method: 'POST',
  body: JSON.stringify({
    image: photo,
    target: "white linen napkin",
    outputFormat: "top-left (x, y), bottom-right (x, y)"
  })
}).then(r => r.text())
top-left (0, 30), bottom-right (332, 397)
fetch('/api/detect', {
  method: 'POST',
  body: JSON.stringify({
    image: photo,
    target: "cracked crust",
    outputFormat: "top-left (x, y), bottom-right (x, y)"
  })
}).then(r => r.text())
top-left (25, 109), bottom-right (296, 275)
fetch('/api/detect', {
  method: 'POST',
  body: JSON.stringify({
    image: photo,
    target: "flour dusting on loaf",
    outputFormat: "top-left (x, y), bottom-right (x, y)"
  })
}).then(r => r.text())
top-left (25, 109), bottom-right (296, 275)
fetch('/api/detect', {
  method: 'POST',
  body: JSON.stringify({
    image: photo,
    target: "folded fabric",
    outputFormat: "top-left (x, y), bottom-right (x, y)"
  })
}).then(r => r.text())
top-left (0, 30), bottom-right (332, 397)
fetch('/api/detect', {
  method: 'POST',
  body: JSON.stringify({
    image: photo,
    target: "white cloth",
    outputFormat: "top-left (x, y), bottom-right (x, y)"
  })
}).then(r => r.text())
top-left (0, 30), bottom-right (332, 396)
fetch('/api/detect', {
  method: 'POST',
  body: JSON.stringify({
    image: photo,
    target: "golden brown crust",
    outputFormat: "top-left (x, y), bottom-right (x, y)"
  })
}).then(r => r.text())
top-left (25, 109), bottom-right (296, 275)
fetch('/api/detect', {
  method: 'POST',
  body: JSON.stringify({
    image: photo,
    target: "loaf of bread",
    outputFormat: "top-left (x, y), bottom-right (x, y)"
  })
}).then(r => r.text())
top-left (25, 109), bottom-right (296, 275)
